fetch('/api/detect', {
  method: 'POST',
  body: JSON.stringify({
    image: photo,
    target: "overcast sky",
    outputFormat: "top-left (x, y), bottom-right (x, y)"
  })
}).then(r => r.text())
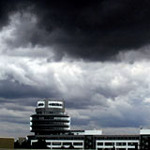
top-left (1, 0), bottom-right (150, 137)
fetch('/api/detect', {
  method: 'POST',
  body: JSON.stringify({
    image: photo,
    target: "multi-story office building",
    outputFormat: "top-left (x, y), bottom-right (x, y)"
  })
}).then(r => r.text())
top-left (27, 99), bottom-right (150, 150)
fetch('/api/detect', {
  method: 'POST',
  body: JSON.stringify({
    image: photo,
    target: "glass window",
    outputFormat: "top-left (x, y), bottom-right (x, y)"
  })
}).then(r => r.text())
top-left (38, 103), bottom-right (44, 106)
top-left (63, 142), bottom-right (71, 145)
top-left (97, 142), bottom-right (103, 145)
top-left (116, 142), bottom-right (126, 146)
top-left (105, 142), bottom-right (114, 146)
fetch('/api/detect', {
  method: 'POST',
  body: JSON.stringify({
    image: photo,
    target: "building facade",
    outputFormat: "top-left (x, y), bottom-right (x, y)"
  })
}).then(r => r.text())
top-left (27, 99), bottom-right (150, 150)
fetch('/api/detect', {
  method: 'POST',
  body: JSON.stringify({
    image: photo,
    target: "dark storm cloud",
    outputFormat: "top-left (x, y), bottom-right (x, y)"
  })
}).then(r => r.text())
top-left (0, 0), bottom-right (32, 27)
top-left (1, 0), bottom-right (150, 60)
top-left (27, 0), bottom-right (150, 60)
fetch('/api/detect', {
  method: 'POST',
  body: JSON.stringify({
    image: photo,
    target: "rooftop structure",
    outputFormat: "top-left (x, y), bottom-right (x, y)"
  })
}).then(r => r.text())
top-left (30, 99), bottom-right (70, 135)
